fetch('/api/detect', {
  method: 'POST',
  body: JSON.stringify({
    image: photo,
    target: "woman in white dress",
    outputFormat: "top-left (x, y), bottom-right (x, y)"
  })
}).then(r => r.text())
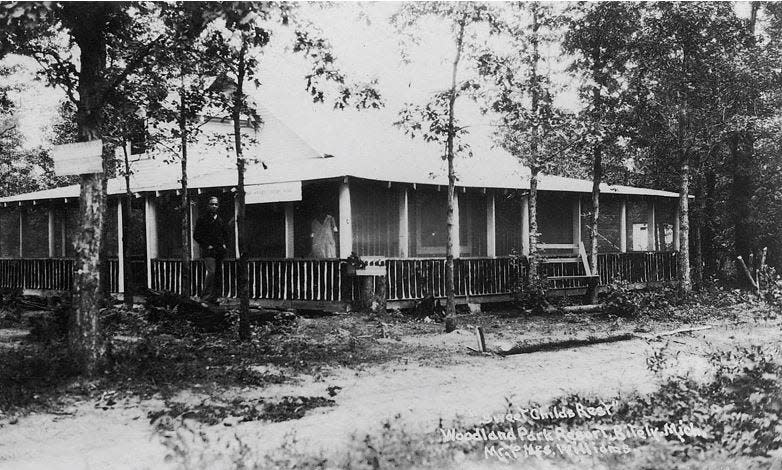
top-left (310, 206), bottom-right (338, 258)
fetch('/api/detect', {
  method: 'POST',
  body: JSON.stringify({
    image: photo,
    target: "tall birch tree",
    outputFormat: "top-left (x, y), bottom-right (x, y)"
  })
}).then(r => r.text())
top-left (563, 3), bottom-right (637, 300)
top-left (477, 2), bottom-right (572, 283)
top-left (201, 3), bottom-right (382, 339)
top-left (393, 2), bottom-right (494, 333)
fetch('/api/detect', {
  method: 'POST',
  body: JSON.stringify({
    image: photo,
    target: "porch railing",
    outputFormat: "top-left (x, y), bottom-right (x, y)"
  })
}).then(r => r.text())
top-left (597, 251), bottom-right (679, 286)
top-left (385, 257), bottom-right (521, 302)
top-left (0, 258), bottom-right (121, 293)
top-left (150, 258), bottom-right (346, 302)
top-left (0, 251), bottom-right (680, 303)
top-left (0, 258), bottom-right (74, 291)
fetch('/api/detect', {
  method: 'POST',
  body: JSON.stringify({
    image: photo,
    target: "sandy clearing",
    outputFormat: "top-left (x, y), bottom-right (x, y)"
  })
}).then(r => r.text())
top-left (0, 321), bottom-right (776, 470)
top-left (0, 400), bottom-right (168, 470)
top-left (222, 333), bottom-right (712, 460)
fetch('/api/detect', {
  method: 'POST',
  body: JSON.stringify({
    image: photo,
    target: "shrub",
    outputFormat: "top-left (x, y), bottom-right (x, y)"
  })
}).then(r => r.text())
top-left (509, 251), bottom-right (551, 315)
top-left (602, 280), bottom-right (638, 318)
top-left (0, 287), bottom-right (23, 326)
top-left (516, 275), bottom-right (550, 315)
top-left (759, 265), bottom-right (782, 309)
top-left (28, 303), bottom-right (70, 342)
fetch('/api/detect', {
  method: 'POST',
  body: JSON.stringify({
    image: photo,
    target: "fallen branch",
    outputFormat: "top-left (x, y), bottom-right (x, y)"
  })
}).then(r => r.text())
top-left (643, 325), bottom-right (712, 339)
top-left (497, 333), bottom-right (635, 356)
top-left (551, 304), bottom-right (603, 314)
top-left (497, 325), bottom-right (713, 356)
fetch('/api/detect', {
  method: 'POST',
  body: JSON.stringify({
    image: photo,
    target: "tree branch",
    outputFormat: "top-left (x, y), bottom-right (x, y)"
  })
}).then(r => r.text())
top-left (31, 51), bottom-right (78, 105)
top-left (0, 123), bottom-right (16, 138)
top-left (100, 34), bottom-right (166, 106)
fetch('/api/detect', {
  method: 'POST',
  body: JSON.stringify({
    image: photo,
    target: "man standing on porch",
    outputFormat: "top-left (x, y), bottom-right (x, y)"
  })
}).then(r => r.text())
top-left (194, 196), bottom-right (229, 304)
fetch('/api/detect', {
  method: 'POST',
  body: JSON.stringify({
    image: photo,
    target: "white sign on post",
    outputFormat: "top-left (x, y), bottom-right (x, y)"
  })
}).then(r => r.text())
top-left (245, 181), bottom-right (302, 204)
top-left (53, 140), bottom-right (104, 176)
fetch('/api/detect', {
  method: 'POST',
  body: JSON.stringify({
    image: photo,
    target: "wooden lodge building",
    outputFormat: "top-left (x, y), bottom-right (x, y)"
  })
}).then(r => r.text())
top-left (0, 104), bottom-right (682, 311)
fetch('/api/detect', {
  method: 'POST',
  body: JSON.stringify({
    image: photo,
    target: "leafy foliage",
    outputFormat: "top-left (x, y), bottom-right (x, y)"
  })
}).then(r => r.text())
top-left (601, 280), bottom-right (639, 318)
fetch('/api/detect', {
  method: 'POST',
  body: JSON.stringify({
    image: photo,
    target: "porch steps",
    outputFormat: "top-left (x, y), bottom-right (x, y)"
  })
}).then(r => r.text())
top-left (541, 242), bottom-right (599, 293)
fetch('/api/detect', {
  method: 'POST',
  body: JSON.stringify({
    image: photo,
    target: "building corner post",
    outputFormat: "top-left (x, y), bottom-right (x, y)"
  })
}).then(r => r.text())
top-left (486, 192), bottom-right (496, 257)
top-left (285, 202), bottom-right (295, 258)
top-left (398, 187), bottom-right (409, 257)
top-left (339, 177), bottom-right (353, 258)
top-left (144, 195), bottom-right (158, 289)
top-left (521, 195), bottom-right (530, 256)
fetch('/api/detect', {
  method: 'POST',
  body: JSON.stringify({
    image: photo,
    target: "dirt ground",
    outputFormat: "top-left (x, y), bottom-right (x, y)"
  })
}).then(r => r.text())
top-left (0, 302), bottom-right (779, 470)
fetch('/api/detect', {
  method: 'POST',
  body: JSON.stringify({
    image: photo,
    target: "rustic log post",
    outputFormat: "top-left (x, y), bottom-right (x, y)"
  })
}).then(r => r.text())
top-left (339, 177), bottom-right (352, 258)
top-left (284, 202), bottom-right (295, 258)
top-left (521, 194), bottom-right (530, 256)
top-left (144, 195), bottom-right (158, 290)
top-left (359, 275), bottom-right (373, 312)
top-left (475, 326), bottom-right (486, 353)
top-left (376, 274), bottom-right (387, 314)
top-left (486, 192), bottom-right (496, 258)
top-left (398, 187), bottom-right (409, 258)
top-left (620, 199), bottom-right (627, 253)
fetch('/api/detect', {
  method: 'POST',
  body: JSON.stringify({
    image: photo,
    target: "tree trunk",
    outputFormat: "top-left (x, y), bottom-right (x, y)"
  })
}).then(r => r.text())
top-left (70, 19), bottom-right (108, 376)
top-left (678, 155), bottom-right (691, 293)
top-left (703, 168), bottom-right (716, 277)
top-left (528, 168), bottom-right (540, 281)
top-left (233, 47), bottom-right (250, 341)
top-left (728, 131), bottom-right (754, 284)
top-left (527, 6), bottom-right (541, 284)
top-left (443, 17), bottom-right (466, 334)
top-left (121, 143), bottom-right (134, 308)
top-left (693, 163), bottom-right (706, 289)
top-left (588, 144), bottom-right (602, 303)
top-left (179, 88), bottom-right (191, 298)
top-left (587, 48), bottom-right (604, 304)
top-left (729, 4), bottom-right (759, 283)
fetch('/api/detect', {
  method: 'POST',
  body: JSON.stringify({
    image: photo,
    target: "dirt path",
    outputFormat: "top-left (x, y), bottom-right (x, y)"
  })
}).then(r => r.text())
top-left (225, 329), bottom-right (714, 460)
top-left (4, 319), bottom-right (769, 470)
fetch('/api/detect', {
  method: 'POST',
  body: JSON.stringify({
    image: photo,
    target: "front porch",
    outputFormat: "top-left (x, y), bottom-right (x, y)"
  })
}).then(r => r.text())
top-left (0, 176), bottom-right (681, 310)
top-left (0, 250), bottom-right (679, 310)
